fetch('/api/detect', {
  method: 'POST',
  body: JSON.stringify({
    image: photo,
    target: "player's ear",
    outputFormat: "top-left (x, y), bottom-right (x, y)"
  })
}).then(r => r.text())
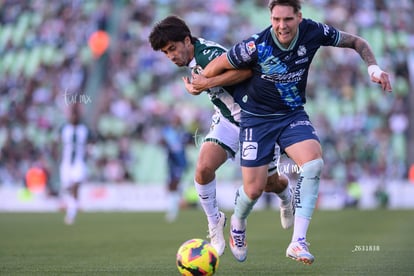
top-left (298, 11), bottom-right (303, 22)
top-left (184, 36), bottom-right (191, 46)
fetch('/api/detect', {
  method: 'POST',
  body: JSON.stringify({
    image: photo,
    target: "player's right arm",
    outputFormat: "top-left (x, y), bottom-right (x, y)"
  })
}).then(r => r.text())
top-left (336, 31), bottom-right (392, 92)
top-left (202, 53), bottom-right (235, 78)
top-left (188, 68), bottom-right (252, 93)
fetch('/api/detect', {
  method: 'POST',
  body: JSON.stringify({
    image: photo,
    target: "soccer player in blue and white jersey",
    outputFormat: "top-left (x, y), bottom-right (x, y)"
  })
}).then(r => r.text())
top-left (149, 15), bottom-right (295, 257)
top-left (160, 113), bottom-right (191, 223)
top-left (59, 104), bottom-right (89, 225)
top-left (194, 0), bottom-right (392, 264)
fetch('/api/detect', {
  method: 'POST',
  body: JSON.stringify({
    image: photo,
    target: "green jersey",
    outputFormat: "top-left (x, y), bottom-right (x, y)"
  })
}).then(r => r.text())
top-left (188, 38), bottom-right (241, 126)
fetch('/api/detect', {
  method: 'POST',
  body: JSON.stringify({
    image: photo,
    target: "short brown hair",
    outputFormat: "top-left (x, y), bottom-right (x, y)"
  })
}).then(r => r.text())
top-left (148, 15), bottom-right (195, 51)
top-left (268, 0), bottom-right (302, 13)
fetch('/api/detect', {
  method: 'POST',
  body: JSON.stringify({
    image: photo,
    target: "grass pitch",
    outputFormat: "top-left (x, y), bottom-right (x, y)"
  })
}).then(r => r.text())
top-left (0, 209), bottom-right (412, 275)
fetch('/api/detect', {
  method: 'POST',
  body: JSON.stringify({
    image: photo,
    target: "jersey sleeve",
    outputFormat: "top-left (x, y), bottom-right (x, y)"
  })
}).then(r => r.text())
top-left (196, 46), bottom-right (226, 68)
top-left (226, 37), bottom-right (258, 69)
top-left (310, 19), bottom-right (341, 47)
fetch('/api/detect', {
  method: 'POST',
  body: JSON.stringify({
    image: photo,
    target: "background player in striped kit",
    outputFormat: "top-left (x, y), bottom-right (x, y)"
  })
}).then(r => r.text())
top-left (59, 103), bottom-right (89, 225)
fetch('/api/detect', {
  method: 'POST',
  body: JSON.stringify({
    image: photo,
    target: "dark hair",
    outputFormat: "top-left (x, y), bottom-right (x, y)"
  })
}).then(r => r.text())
top-left (268, 0), bottom-right (302, 13)
top-left (148, 15), bottom-right (195, 51)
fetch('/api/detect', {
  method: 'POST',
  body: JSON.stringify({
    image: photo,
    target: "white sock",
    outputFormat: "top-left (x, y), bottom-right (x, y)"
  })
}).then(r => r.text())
top-left (195, 179), bottom-right (220, 226)
top-left (65, 194), bottom-right (78, 220)
top-left (167, 191), bottom-right (180, 220)
top-left (277, 182), bottom-right (291, 206)
top-left (292, 216), bottom-right (310, 242)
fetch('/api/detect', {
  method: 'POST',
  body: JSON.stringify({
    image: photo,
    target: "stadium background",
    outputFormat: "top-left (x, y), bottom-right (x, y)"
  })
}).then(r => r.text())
top-left (0, 0), bottom-right (413, 211)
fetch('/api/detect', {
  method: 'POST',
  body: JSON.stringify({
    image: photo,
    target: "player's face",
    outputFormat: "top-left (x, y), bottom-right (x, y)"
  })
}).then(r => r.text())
top-left (160, 37), bottom-right (193, 67)
top-left (270, 5), bottom-right (302, 48)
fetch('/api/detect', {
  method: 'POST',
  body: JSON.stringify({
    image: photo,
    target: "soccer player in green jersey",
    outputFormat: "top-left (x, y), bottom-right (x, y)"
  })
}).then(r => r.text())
top-left (149, 15), bottom-right (295, 257)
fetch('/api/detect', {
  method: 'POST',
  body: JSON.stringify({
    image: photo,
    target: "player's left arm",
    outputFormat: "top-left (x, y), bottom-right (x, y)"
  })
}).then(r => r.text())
top-left (336, 31), bottom-right (392, 92)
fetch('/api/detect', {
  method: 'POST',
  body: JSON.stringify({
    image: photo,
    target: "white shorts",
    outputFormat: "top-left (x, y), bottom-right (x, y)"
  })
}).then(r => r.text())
top-left (203, 112), bottom-right (280, 173)
top-left (59, 162), bottom-right (87, 189)
top-left (204, 112), bottom-right (240, 158)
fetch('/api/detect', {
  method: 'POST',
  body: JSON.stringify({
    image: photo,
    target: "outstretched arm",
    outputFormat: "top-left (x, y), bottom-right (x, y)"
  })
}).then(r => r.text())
top-left (337, 31), bottom-right (392, 92)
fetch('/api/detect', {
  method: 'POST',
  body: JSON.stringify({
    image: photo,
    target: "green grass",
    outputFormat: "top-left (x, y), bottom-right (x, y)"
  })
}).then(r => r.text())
top-left (0, 209), bottom-right (413, 275)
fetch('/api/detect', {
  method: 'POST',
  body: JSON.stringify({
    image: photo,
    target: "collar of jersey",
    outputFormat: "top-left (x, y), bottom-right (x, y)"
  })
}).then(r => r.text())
top-left (188, 58), bottom-right (197, 68)
top-left (270, 27), bottom-right (299, 51)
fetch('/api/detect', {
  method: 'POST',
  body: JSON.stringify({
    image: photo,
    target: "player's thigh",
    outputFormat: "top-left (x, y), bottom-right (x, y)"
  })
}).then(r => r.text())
top-left (278, 111), bottom-right (322, 166)
top-left (284, 139), bottom-right (322, 166)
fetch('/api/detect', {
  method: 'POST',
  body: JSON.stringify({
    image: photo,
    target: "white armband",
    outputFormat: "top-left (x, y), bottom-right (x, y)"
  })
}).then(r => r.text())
top-left (368, 65), bottom-right (382, 79)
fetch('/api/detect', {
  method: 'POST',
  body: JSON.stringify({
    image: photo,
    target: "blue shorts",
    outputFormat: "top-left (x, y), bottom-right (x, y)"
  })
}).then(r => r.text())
top-left (239, 108), bottom-right (320, 167)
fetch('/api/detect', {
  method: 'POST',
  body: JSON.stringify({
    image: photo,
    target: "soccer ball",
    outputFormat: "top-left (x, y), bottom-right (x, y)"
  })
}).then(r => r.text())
top-left (176, 238), bottom-right (219, 276)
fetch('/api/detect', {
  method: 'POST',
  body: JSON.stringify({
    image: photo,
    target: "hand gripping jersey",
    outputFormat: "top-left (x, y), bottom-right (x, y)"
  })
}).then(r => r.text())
top-left (226, 18), bottom-right (341, 115)
top-left (188, 38), bottom-right (243, 126)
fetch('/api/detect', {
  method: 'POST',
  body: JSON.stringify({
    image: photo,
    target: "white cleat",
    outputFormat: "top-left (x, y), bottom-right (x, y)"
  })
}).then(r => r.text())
top-left (207, 211), bottom-right (226, 256)
top-left (229, 214), bottom-right (247, 262)
top-left (286, 238), bottom-right (314, 265)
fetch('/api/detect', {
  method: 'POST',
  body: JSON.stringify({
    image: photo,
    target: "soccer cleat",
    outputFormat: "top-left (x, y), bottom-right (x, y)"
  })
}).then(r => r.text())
top-left (165, 212), bottom-right (177, 223)
top-left (286, 238), bottom-right (314, 265)
top-left (280, 187), bottom-right (295, 229)
top-left (207, 211), bottom-right (226, 256)
top-left (229, 214), bottom-right (247, 262)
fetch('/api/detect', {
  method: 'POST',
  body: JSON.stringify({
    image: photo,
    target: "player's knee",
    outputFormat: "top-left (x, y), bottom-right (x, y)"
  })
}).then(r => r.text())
top-left (195, 163), bottom-right (216, 184)
top-left (244, 185), bottom-right (264, 200)
top-left (264, 173), bottom-right (288, 193)
top-left (301, 158), bottom-right (324, 177)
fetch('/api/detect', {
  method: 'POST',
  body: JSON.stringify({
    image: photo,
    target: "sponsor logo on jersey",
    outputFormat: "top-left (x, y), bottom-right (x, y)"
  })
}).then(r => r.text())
top-left (246, 41), bottom-right (256, 55)
top-left (238, 43), bottom-right (250, 61)
top-left (261, 68), bottom-right (306, 83)
top-left (323, 24), bottom-right (330, 36)
top-left (289, 120), bottom-right (312, 128)
top-left (295, 57), bottom-right (309, 64)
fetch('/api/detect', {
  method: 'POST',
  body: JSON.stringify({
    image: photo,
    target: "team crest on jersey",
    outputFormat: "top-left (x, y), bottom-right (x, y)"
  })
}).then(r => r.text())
top-left (297, 45), bottom-right (307, 56)
top-left (246, 41), bottom-right (256, 55)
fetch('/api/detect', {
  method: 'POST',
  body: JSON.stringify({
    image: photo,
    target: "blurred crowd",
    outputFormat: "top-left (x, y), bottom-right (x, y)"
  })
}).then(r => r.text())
top-left (0, 0), bottom-right (412, 193)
